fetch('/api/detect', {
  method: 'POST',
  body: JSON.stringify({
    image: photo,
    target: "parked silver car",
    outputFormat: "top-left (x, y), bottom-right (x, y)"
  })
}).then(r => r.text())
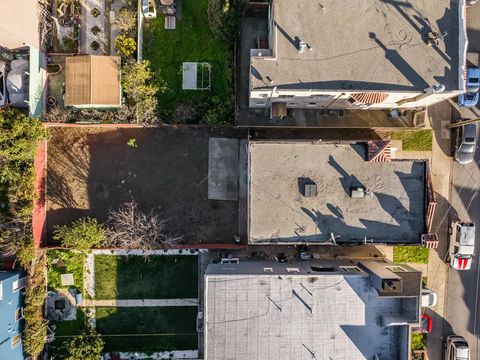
top-left (454, 123), bottom-right (477, 165)
top-left (445, 335), bottom-right (470, 360)
top-left (0, 60), bottom-right (7, 107)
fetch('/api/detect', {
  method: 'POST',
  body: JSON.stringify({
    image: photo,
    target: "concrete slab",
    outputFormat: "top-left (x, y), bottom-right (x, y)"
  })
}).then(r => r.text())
top-left (208, 138), bottom-right (239, 201)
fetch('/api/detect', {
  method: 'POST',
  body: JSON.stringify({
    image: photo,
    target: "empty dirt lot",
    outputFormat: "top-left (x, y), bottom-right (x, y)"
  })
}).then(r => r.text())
top-left (46, 126), bottom-right (245, 245)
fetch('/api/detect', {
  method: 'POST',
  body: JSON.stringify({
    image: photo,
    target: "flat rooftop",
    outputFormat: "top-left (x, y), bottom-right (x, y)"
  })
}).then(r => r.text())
top-left (248, 142), bottom-right (426, 244)
top-left (251, 0), bottom-right (463, 91)
top-left (205, 261), bottom-right (411, 360)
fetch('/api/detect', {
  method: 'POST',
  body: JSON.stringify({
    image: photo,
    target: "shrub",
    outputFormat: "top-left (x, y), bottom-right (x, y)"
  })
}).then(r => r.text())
top-left (53, 217), bottom-right (106, 252)
top-left (115, 34), bottom-right (136, 58)
top-left (112, 8), bottom-right (137, 35)
top-left (65, 330), bottom-right (104, 360)
top-left (202, 96), bottom-right (231, 125)
top-left (23, 253), bottom-right (47, 357)
top-left (207, 0), bottom-right (239, 42)
top-left (23, 316), bottom-right (47, 356)
top-left (122, 60), bottom-right (165, 124)
top-left (0, 109), bottom-right (44, 218)
top-left (17, 237), bottom-right (35, 269)
top-left (127, 138), bottom-right (138, 148)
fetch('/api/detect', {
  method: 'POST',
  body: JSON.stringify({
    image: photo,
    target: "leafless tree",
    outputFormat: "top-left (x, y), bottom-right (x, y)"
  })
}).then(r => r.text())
top-left (111, 8), bottom-right (137, 36)
top-left (0, 216), bottom-right (29, 258)
top-left (105, 200), bottom-right (182, 249)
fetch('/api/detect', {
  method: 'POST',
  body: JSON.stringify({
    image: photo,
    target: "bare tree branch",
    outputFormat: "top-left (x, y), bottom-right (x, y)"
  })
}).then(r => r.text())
top-left (105, 200), bottom-right (182, 250)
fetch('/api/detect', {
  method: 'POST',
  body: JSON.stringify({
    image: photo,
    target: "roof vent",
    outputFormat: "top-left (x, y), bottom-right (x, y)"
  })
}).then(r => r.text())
top-left (299, 41), bottom-right (307, 53)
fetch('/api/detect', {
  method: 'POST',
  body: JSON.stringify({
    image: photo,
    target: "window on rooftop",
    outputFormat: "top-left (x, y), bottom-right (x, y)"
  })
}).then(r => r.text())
top-left (310, 266), bottom-right (337, 272)
top-left (11, 334), bottom-right (21, 349)
top-left (386, 266), bottom-right (406, 273)
top-left (15, 308), bottom-right (23, 322)
top-left (287, 267), bottom-right (299, 273)
top-left (264, 267), bottom-right (273, 272)
top-left (340, 266), bottom-right (361, 273)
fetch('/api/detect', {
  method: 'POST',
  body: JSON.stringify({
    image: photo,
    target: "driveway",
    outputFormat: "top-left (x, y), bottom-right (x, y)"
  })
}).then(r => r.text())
top-left (444, 129), bottom-right (480, 359)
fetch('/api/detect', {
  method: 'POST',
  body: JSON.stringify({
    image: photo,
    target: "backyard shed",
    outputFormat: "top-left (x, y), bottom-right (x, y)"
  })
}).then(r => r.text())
top-left (65, 55), bottom-right (121, 108)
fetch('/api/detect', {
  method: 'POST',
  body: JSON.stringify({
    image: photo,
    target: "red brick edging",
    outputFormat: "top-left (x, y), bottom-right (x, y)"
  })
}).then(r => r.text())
top-left (32, 141), bottom-right (47, 248)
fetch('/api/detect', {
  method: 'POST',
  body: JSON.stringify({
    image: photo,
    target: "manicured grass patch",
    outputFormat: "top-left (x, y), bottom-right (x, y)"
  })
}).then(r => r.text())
top-left (143, 0), bottom-right (233, 120)
top-left (94, 255), bottom-right (198, 299)
top-left (96, 306), bottom-right (198, 352)
top-left (411, 333), bottom-right (426, 351)
top-left (391, 130), bottom-right (433, 151)
top-left (47, 250), bottom-right (85, 292)
top-left (393, 246), bottom-right (429, 264)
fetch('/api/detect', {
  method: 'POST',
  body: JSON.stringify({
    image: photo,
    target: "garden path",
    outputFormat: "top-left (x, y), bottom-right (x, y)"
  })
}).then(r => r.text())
top-left (81, 298), bottom-right (199, 307)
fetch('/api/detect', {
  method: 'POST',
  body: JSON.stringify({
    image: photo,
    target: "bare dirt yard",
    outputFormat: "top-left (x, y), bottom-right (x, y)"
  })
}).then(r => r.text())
top-left (46, 126), bottom-right (246, 245)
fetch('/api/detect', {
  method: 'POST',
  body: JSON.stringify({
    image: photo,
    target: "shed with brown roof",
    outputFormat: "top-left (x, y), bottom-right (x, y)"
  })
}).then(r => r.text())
top-left (65, 55), bottom-right (121, 108)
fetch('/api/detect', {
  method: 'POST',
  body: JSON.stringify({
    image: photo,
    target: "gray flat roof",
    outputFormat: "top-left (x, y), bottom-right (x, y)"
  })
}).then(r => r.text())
top-left (251, 0), bottom-right (462, 91)
top-left (248, 142), bottom-right (426, 244)
top-left (205, 261), bottom-right (410, 360)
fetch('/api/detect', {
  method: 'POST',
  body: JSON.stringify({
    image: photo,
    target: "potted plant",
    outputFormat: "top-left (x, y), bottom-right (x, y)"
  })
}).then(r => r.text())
top-left (91, 26), bottom-right (101, 35)
top-left (90, 41), bottom-right (100, 51)
top-left (91, 7), bottom-right (101, 17)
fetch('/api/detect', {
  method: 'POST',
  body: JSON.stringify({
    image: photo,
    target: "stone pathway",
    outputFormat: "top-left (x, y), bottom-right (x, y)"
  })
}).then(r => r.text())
top-left (81, 298), bottom-right (199, 307)
top-left (82, 0), bottom-right (108, 54)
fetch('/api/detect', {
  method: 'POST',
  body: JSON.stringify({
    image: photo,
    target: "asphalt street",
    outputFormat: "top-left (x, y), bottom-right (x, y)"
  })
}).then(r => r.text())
top-left (444, 128), bottom-right (480, 359)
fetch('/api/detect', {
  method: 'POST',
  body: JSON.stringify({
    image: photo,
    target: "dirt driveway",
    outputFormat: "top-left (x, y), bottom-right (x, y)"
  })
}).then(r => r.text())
top-left (46, 126), bottom-right (246, 245)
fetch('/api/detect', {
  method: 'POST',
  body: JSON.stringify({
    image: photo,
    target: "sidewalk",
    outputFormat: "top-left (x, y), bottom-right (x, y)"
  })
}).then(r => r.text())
top-left (425, 101), bottom-right (453, 360)
top-left (81, 298), bottom-right (199, 307)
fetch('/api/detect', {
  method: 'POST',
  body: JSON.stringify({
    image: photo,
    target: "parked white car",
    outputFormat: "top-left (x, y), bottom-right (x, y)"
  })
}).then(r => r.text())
top-left (421, 289), bottom-right (438, 308)
top-left (445, 335), bottom-right (470, 360)
top-left (0, 60), bottom-right (7, 107)
top-left (448, 221), bottom-right (475, 270)
top-left (6, 59), bottom-right (29, 108)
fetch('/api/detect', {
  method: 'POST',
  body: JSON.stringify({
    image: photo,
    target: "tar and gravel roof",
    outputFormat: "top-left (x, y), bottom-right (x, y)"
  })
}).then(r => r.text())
top-left (205, 260), bottom-right (413, 360)
top-left (248, 142), bottom-right (426, 244)
top-left (250, 0), bottom-right (464, 91)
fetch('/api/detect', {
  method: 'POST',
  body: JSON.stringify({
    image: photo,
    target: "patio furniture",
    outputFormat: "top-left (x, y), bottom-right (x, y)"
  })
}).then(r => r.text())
top-left (165, 15), bottom-right (176, 29)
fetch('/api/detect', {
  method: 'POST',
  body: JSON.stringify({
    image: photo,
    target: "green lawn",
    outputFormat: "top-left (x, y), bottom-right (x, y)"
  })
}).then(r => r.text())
top-left (96, 306), bottom-right (198, 352)
top-left (393, 246), bottom-right (429, 264)
top-left (94, 255), bottom-right (198, 299)
top-left (143, 0), bottom-right (233, 121)
top-left (47, 250), bottom-right (85, 292)
top-left (391, 130), bottom-right (433, 151)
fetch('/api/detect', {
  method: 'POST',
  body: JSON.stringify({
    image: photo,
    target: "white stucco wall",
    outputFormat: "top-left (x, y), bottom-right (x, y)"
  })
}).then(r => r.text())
top-left (249, 89), bottom-right (460, 109)
top-left (0, 0), bottom-right (39, 50)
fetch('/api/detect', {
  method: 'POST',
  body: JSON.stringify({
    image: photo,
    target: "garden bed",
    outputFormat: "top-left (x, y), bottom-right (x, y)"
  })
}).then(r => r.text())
top-left (143, 0), bottom-right (233, 123)
top-left (94, 255), bottom-right (198, 299)
top-left (47, 249), bottom-right (85, 292)
top-left (96, 306), bottom-right (198, 352)
top-left (391, 130), bottom-right (433, 151)
top-left (393, 246), bottom-right (429, 264)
